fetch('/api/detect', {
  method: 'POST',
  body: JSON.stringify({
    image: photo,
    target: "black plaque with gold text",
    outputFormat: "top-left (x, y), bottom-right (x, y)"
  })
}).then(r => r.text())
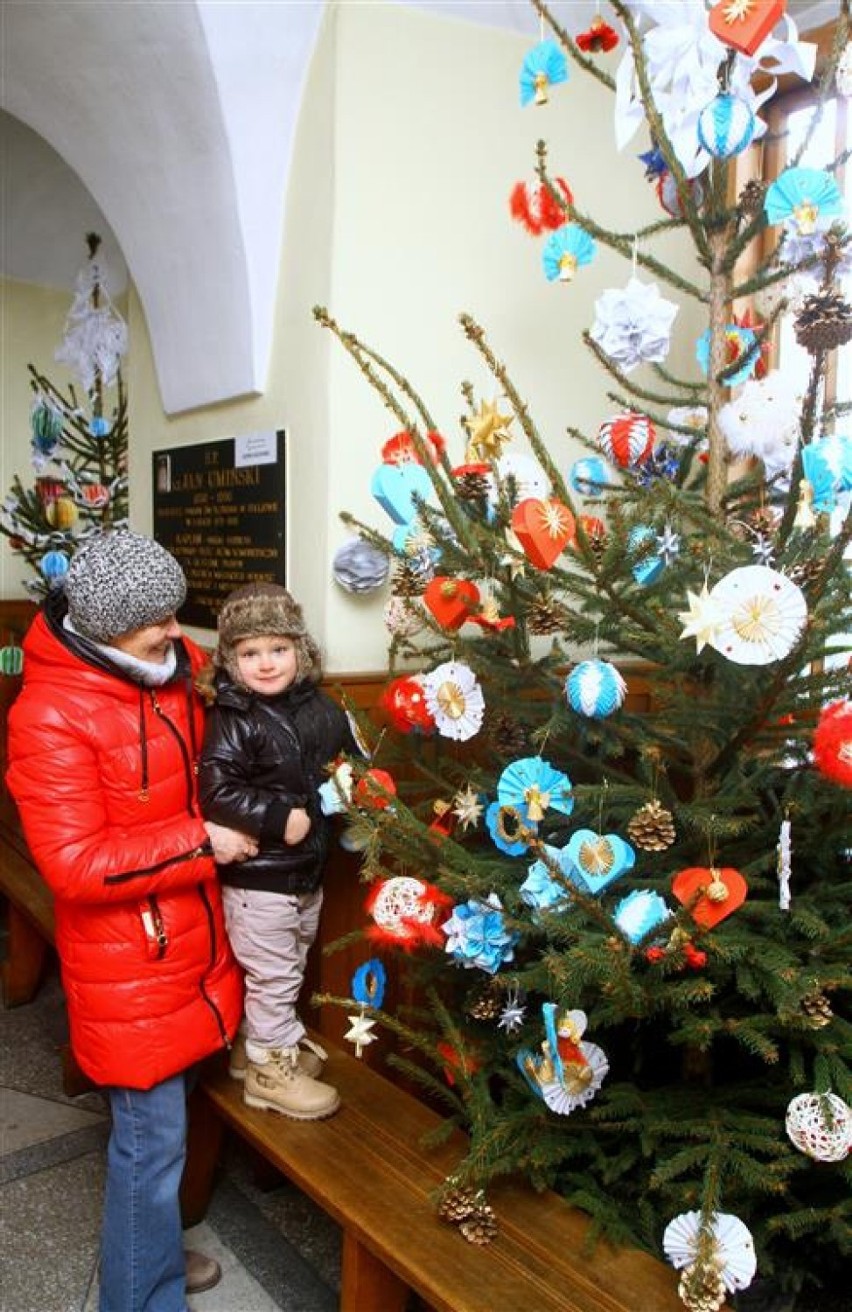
top-left (152, 431), bottom-right (285, 628)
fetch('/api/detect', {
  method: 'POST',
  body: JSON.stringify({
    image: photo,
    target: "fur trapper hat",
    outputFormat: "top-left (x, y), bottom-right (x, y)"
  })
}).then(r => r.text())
top-left (64, 529), bottom-right (187, 643)
top-left (215, 582), bottom-right (322, 685)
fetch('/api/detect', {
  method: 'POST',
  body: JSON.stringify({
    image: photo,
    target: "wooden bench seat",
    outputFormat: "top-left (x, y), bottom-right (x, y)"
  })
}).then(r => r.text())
top-left (0, 830), bottom-right (55, 1008)
top-left (181, 1039), bottom-right (691, 1312)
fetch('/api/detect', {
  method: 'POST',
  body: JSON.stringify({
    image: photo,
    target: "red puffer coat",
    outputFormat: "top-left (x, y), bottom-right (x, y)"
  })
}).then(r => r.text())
top-left (6, 601), bottom-right (242, 1089)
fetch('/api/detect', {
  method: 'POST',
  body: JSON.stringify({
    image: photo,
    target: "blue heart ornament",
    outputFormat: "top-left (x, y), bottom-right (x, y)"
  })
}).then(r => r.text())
top-left (371, 463), bottom-right (433, 526)
top-left (564, 829), bottom-right (635, 895)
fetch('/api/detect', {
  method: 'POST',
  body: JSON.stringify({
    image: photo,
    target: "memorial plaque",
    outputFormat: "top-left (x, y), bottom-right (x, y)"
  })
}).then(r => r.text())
top-left (152, 431), bottom-right (285, 629)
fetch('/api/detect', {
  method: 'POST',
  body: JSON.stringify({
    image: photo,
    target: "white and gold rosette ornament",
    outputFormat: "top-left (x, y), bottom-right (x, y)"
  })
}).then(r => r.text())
top-left (708, 565), bottom-right (807, 665)
top-left (422, 660), bottom-right (485, 742)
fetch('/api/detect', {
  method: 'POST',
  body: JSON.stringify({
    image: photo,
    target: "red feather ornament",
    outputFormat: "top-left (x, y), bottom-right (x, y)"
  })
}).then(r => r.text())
top-left (364, 876), bottom-right (453, 950)
top-left (813, 700), bottom-right (852, 788)
top-left (509, 177), bottom-right (573, 236)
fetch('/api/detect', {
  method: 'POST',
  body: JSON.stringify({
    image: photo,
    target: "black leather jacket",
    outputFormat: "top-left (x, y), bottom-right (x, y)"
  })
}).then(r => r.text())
top-left (198, 672), bottom-right (358, 895)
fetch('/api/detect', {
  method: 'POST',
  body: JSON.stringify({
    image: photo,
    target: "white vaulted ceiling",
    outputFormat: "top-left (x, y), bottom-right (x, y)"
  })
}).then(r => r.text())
top-left (0, 0), bottom-right (832, 414)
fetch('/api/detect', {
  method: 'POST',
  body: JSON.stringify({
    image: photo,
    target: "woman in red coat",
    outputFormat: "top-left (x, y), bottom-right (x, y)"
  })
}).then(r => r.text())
top-left (6, 530), bottom-right (250, 1312)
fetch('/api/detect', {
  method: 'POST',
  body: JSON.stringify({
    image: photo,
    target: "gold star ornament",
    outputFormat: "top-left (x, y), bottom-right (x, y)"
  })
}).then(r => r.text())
top-left (464, 400), bottom-right (514, 462)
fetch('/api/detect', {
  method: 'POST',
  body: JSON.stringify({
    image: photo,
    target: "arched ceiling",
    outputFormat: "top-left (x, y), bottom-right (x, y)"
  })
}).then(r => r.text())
top-left (0, 0), bottom-right (830, 415)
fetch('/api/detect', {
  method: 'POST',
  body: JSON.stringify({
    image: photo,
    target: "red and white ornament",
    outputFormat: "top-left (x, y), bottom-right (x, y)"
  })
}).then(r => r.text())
top-left (812, 700), bottom-right (852, 788)
top-left (509, 177), bottom-right (573, 236)
top-left (365, 876), bottom-right (452, 949)
top-left (785, 1092), bottom-right (852, 1162)
top-left (597, 412), bottom-right (656, 468)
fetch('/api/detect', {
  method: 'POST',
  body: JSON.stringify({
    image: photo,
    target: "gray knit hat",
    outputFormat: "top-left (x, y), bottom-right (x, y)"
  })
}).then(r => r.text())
top-left (64, 530), bottom-right (187, 643)
top-left (215, 582), bottom-right (322, 686)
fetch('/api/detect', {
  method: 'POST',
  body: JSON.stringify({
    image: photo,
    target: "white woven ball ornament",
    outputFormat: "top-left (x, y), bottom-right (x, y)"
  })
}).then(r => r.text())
top-left (370, 876), bottom-right (437, 937)
top-left (785, 1092), bottom-right (852, 1162)
top-left (598, 413), bottom-right (655, 469)
top-left (383, 595), bottom-right (425, 638)
top-left (697, 93), bottom-right (756, 160)
top-left (565, 659), bottom-right (626, 718)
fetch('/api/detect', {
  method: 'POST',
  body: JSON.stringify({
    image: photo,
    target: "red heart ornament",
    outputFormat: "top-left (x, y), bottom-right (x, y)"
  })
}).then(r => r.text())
top-left (423, 577), bottom-right (481, 630)
top-left (708, 0), bottom-right (785, 57)
top-left (511, 497), bottom-right (575, 570)
top-left (671, 866), bottom-right (748, 928)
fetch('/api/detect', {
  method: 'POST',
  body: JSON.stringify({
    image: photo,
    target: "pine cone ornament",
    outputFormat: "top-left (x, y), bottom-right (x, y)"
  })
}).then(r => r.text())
top-left (458, 1201), bottom-right (498, 1246)
top-left (794, 291), bottom-right (852, 354)
top-left (437, 1182), bottom-right (480, 1224)
top-left (467, 980), bottom-right (503, 1021)
top-left (391, 557), bottom-right (428, 598)
top-left (787, 556), bottom-right (825, 590)
top-left (527, 594), bottom-right (571, 635)
top-left (487, 710), bottom-right (529, 759)
top-left (627, 799), bottom-right (676, 852)
top-left (455, 469), bottom-right (491, 505)
top-left (801, 990), bottom-right (833, 1029)
top-left (677, 1262), bottom-right (726, 1312)
top-left (737, 178), bottom-right (765, 217)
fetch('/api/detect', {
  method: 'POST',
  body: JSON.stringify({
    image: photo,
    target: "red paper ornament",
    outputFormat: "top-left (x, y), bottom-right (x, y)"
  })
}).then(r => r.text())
top-left (709, 0), bottom-right (785, 57)
top-left (576, 15), bottom-right (619, 53)
top-left (80, 483), bottom-right (110, 509)
top-left (354, 768), bottom-right (397, 810)
top-left (423, 576), bottom-right (481, 630)
top-left (511, 497), bottom-right (576, 570)
top-left (379, 675), bottom-right (436, 734)
top-left (672, 866), bottom-right (748, 928)
top-left (598, 413), bottom-right (656, 468)
top-left (381, 429), bottom-right (445, 466)
top-left (437, 1041), bottom-right (481, 1086)
top-left (733, 309), bottom-right (769, 379)
top-left (509, 177), bottom-right (573, 235)
top-left (813, 700), bottom-right (852, 788)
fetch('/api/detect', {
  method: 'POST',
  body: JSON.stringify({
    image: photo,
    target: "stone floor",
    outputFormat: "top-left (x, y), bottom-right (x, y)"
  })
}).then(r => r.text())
top-left (0, 963), bottom-right (342, 1312)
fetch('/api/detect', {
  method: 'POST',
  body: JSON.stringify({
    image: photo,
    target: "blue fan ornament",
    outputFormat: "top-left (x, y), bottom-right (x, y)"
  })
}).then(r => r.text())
top-left (696, 325), bottom-right (759, 387)
top-left (613, 890), bottom-right (672, 944)
top-left (519, 40), bottom-right (568, 107)
top-left (497, 756), bottom-right (574, 824)
top-left (486, 800), bottom-right (535, 856)
top-left (351, 959), bottom-right (387, 1009)
top-left (629, 525), bottom-right (666, 586)
top-left (802, 436), bottom-right (852, 512)
top-left (565, 658), bottom-right (626, 719)
top-left (569, 456), bottom-right (617, 496)
top-left (542, 225), bottom-right (596, 283)
top-left (764, 168), bottom-right (844, 236)
top-left (40, 550), bottom-right (70, 582)
top-left (442, 895), bottom-right (518, 974)
top-left (697, 94), bottom-right (755, 159)
top-left (30, 396), bottom-right (64, 460)
top-left (520, 846), bottom-right (572, 914)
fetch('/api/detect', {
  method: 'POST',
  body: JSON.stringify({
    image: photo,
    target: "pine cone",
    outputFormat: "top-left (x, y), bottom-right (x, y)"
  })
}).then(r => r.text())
top-left (486, 711), bottom-right (529, 759)
top-left (802, 990), bottom-right (833, 1028)
top-left (437, 1184), bottom-right (480, 1224)
top-left (455, 470), bottom-right (491, 504)
top-left (626, 799), bottom-right (676, 852)
top-left (737, 178), bottom-right (765, 217)
top-left (527, 595), bottom-right (571, 635)
top-left (794, 291), bottom-right (852, 354)
top-left (458, 1201), bottom-right (498, 1246)
top-left (391, 557), bottom-right (428, 598)
top-left (467, 980), bottom-right (502, 1021)
top-left (787, 556), bottom-right (825, 590)
top-left (678, 1262), bottom-right (726, 1312)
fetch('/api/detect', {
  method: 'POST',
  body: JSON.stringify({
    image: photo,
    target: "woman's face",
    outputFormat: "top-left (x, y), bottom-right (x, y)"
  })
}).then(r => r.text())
top-left (110, 615), bottom-right (182, 664)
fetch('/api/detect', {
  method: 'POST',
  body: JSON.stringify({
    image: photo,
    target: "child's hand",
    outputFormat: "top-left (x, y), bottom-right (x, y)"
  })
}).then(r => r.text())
top-left (284, 807), bottom-right (311, 846)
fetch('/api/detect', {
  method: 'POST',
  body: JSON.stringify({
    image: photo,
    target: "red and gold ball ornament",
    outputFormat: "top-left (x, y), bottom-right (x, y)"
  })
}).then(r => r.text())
top-left (597, 412), bottom-right (656, 469)
top-left (423, 576), bottom-right (481, 630)
top-left (812, 700), bottom-right (852, 788)
top-left (379, 674), bottom-right (436, 735)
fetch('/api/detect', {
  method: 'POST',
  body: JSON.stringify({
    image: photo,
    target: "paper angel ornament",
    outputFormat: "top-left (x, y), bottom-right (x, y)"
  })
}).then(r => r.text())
top-left (517, 1003), bottom-right (609, 1115)
top-left (519, 39), bottom-right (568, 107)
top-left (764, 167), bottom-right (844, 235)
top-left (590, 278), bottom-right (679, 372)
top-left (542, 224), bottom-right (596, 282)
top-left (496, 756), bottom-right (574, 823)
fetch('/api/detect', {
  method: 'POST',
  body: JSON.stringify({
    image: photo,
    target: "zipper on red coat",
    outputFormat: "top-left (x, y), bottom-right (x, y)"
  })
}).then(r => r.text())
top-left (149, 689), bottom-right (197, 815)
top-left (197, 881), bottom-right (229, 1047)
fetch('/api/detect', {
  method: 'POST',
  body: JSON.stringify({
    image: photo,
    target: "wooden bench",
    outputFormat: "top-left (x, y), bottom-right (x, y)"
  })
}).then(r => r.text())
top-left (0, 829), bottom-right (55, 1008)
top-left (181, 1039), bottom-right (693, 1312)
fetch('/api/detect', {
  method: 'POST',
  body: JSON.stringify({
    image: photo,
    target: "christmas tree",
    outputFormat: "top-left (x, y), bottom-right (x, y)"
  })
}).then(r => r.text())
top-left (1, 232), bottom-right (128, 616)
top-left (315, 2), bottom-right (851, 1307)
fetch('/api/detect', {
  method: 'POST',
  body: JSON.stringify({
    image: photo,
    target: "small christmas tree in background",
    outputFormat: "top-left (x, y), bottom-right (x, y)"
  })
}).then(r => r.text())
top-left (315, 2), bottom-right (851, 1308)
top-left (1, 232), bottom-right (128, 633)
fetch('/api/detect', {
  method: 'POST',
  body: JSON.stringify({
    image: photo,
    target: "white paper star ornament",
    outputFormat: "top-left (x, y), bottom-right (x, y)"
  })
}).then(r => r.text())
top-left (345, 1011), bottom-right (377, 1058)
top-left (678, 585), bottom-right (726, 653)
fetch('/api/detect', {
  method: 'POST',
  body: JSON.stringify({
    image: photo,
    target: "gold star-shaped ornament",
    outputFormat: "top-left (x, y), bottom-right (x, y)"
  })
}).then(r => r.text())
top-left (678, 585), bottom-right (727, 654)
top-left (345, 1010), bottom-right (377, 1058)
top-left (452, 784), bottom-right (484, 831)
top-left (500, 527), bottom-right (526, 579)
top-left (464, 400), bottom-right (513, 462)
top-left (722, 0), bottom-right (754, 21)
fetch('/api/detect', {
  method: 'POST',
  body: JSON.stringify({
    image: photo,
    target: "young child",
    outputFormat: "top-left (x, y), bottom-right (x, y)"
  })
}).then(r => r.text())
top-left (198, 582), bottom-right (359, 1120)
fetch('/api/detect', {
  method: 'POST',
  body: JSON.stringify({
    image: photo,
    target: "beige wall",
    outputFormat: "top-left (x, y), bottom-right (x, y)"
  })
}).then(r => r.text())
top-left (2, 3), bottom-right (703, 670)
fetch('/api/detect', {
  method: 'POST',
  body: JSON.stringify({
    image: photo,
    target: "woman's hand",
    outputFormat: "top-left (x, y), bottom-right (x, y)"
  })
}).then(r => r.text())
top-left (284, 808), bottom-right (311, 846)
top-left (204, 821), bottom-right (259, 864)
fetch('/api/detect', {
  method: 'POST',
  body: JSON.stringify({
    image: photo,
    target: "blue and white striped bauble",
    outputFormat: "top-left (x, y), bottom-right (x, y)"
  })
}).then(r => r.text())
top-left (40, 549), bottom-right (70, 581)
top-left (697, 94), bottom-right (755, 159)
top-left (569, 456), bottom-right (616, 497)
top-left (565, 659), bottom-right (626, 718)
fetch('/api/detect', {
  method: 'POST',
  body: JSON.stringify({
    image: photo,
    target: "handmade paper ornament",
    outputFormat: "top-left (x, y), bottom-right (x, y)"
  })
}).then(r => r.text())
top-left (812, 700), bottom-right (852, 788)
top-left (697, 93), bottom-right (756, 158)
top-left (351, 958), bottom-right (387, 1010)
top-left (344, 1011), bottom-right (377, 1058)
top-left (55, 254), bottom-right (128, 394)
top-left (590, 278), bottom-right (679, 372)
top-left (672, 866), bottom-right (748, 928)
top-left (576, 15), bottom-right (619, 53)
top-left (423, 576), bottom-right (480, 631)
top-left (542, 224), bottom-right (596, 282)
top-left (519, 39), bottom-right (568, 107)
top-left (565, 829), bottom-right (636, 895)
top-left (318, 760), bottom-right (354, 815)
top-left (79, 482), bottom-right (110, 510)
top-left (613, 889), bottom-right (672, 943)
top-left (46, 496), bottom-right (78, 532)
top-left (785, 1092), bottom-right (852, 1162)
top-left (517, 1002), bottom-right (608, 1116)
top-left (718, 372), bottom-right (803, 477)
top-left (332, 538), bottom-right (390, 594)
top-left (565, 659), bottom-right (626, 718)
top-left (463, 399), bottom-right (513, 462)
top-left (663, 1210), bottom-right (757, 1295)
top-left (709, 565), bottom-right (807, 665)
top-left (520, 846), bottom-right (572, 913)
top-left (570, 456), bottom-right (618, 497)
top-left (709, 0), bottom-right (785, 56)
top-left (486, 801), bottom-right (536, 856)
top-left (764, 167), bottom-right (844, 235)
top-left (696, 324), bottom-right (759, 387)
top-left (383, 595), bottom-right (425, 638)
top-left (35, 477), bottom-right (65, 506)
top-left (370, 462), bottom-right (433, 525)
top-left (30, 396), bottom-right (64, 460)
top-left (802, 436), bottom-right (852, 513)
top-left (379, 674), bottom-right (435, 735)
top-left (509, 177), bottom-right (573, 235)
top-left (365, 875), bottom-right (452, 949)
top-left (678, 584), bottom-right (727, 654)
top-left (353, 768), bottom-right (397, 811)
top-left (380, 429), bottom-right (444, 466)
top-left (629, 526), bottom-right (665, 586)
top-left (598, 412), bottom-right (655, 469)
top-left (452, 785), bottom-right (484, 832)
top-left (88, 416), bottom-right (111, 438)
top-left (511, 497), bottom-right (575, 570)
top-left (422, 660), bottom-right (485, 742)
top-left (655, 171), bottom-right (705, 219)
top-left (39, 550), bottom-right (70, 582)
top-left (497, 756), bottom-right (574, 823)
top-left (442, 894), bottom-right (518, 974)
top-left (0, 644), bottom-right (24, 677)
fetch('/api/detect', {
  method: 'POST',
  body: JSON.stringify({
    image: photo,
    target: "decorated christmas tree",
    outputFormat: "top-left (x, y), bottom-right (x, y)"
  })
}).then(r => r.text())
top-left (1, 232), bottom-right (128, 631)
top-left (315, 2), bottom-right (851, 1308)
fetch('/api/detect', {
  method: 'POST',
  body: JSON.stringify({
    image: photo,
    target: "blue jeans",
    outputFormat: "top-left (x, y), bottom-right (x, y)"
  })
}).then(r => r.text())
top-left (99, 1073), bottom-right (189, 1312)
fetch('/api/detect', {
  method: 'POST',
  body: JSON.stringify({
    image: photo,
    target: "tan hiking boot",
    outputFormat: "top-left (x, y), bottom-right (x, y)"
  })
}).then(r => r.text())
top-left (243, 1048), bottom-right (340, 1120)
top-left (230, 1033), bottom-right (327, 1080)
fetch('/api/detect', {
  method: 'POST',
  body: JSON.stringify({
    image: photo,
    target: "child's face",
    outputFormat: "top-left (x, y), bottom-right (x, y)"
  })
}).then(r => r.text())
top-left (234, 634), bottom-right (299, 696)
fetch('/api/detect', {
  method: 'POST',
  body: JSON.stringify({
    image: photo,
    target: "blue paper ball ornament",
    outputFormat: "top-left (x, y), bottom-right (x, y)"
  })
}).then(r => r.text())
top-left (629, 526), bottom-right (665, 585)
top-left (40, 550), bottom-right (70, 581)
top-left (565, 659), bottom-right (626, 719)
top-left (697, 94), bottom-right (755, 159)
top-left (569, 456), bottom-right (616, 497)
